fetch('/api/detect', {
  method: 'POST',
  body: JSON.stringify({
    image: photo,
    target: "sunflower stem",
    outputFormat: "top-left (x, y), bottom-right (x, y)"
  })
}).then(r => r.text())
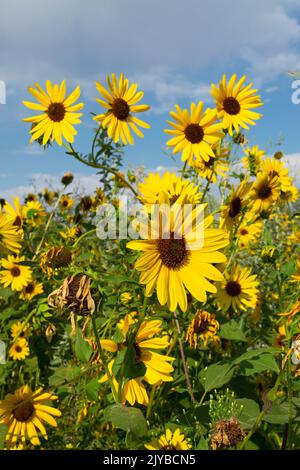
top-left (173, 310), bottom-right (195, 404)
top-left (146, 385), bottom-right (156, 420)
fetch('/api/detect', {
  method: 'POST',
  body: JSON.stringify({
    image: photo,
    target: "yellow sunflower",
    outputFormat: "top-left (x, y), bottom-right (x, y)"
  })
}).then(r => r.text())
top-left (59, 195), bottom-right (74, 211)
top-left (145, 428), bottom-right (191, 450)
top-left (23, 201), bottom-right (46, 227)
top-left (211, 74), bottom-right (263, 135)
top-left (43, 189), bottom-right (57, 206)
top-left (9, 338), bottom-right (30, 361)
top-left (220, 179), bottom-right (250, 231)
top-left (242, 145), bottom-right (264, 174)
top-left (0, 213), bottom-right (23, 255)
top-left (237, 218), bottom-right (263, 249)
top-left (249, 173), bottom-right (281, 213)
top-left (192, 151), bottom-right (229, 183)
top-left (165, 102), bottom-right (223, 164)
top-left (19, 280), bottom-right (44, 301)
top-left (10, 321), bottom-right (32, 340)
top-left (279, 185), bottom-right (298, 204)
top-left (99, 314), bottom-right (174, 406)
top-left (0, 256), bottom-right (32, 292)
top-left (215, 264), bottom-right (259, 312)
top-left (186, 310), bottom-right (219, 348)
top-left (259, 157), bottom-right (291, 191)
top-left (0, 385), bottom-right (61, 448)
top-left (23, 80), bottom-right (84, 145)
top-left (94, 73), bottom-right (150, 145)
top-left (127, 203), bottom-right (228, 312)
top-left (3, 197), bottom-right (24, 231)
top-left (138, 171), bottom-right (201, 207)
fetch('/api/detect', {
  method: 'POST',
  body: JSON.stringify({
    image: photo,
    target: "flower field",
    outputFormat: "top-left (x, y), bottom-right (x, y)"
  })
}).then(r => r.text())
top-left (0, 73), bottom-right (299, 451)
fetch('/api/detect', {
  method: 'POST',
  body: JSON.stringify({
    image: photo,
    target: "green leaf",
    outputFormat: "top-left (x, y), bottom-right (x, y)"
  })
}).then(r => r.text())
top-left (232, 347), bottom-right (273, 365)
top-left (219, 319), bottom-right (247, 342)
top-left (196, 435), bottom-right (209, 450)
top-left (0, 424), bottom-right (7, 450)
top-left (236, 398), bottom-right (260, 429)
top-left (75, 328), bottom-right (93, 363)
top-left (263, 400), bottom-right (296, 424)
top-left (263, 227), bottom-right (272, 245)
top-left (238, 352), bottom-right (279, 376)
top-left (49, 365), bottom-right (82, 386)
top-left (123, 344), bottom-right (146, 381)
top-left (86, 378), bottom-right (100, 401)
top-left (199, 362), bottom-right (236, 393)
top-left (105, 404), bottom-right (147, 438)
top-left (280, 261), bottom-right (296, 276)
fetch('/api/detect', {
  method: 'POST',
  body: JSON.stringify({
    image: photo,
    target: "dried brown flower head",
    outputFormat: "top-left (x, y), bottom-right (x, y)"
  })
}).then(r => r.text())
top-left (211, 418), bottom-right (245, 450)
top-left (48, 273), bottom-right (95, 316)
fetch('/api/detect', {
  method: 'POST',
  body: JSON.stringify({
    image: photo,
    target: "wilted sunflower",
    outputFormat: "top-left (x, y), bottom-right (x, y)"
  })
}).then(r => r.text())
top-left (22, 201), bottom-right (46, 227)
top-left (23, 80), bottom-right (84, 145)
top-left (0, 213), bottom-right (23, 255)
top-left (220, 179), bottom-right (250, 231)
top-left (94, 73), bottom-right (150, 145)
top-left (9, 338), bottom-right (30, 361)
top-left (127, 202), bottom-right (228, 312)
top-left (165, 102), bottom-right (223, 164)
top-left (211, 74), bottom-right (263, 135)
top-left (211, 418), bottom-right (245, 450)
top-left (215, 264), bottom-right (259, 312)
top-left (249, 173), bottom-right (281, 213)
top-left (100, 314), bottom-right (174, 406)
top-left (138, 171), bottom-right (201, 207)
top-left (145, 428), bottom-right (191, 450)
top-left (186, 310), bottom-right (219, 348)
top-left (40, 246), bottom-right (72, 278)
top-left (19, 280), bottom-right (44, 301)
top-left (242, 145), bottom-right (264, 175)
top-left (0, 385), bottom-right (61, 448)
top-left (0, 256), bottom-right (32, 292)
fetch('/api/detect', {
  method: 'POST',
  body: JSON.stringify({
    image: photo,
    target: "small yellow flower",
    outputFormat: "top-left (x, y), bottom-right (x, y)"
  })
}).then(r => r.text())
top-left (10, 321), bottom-right (31, 340)
top-left (0, 256), bottom-right (32, 292)
top-left (59, 195), bottom-right (74, 211)
top-left (23, 201), bottom-right (46, 226)
top-left (145, 428), bottom-right (191, 450)
top-left (186, 310), bottom-right (219, 348)
top-left (19, 280), bottom-right (44, 301)
top-left (120, 292), bottom-right (133, 304)
top-left (9, 338), bottom-right (30, 361)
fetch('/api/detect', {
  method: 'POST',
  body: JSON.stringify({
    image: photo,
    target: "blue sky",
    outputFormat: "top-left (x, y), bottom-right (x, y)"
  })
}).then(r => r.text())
top-left (1, 0), bottom-right (300, 198)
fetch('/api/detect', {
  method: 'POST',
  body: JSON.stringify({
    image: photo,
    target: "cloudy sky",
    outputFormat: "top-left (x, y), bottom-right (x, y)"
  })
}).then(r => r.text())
top-left (1, 0), bottom-right (300, 198)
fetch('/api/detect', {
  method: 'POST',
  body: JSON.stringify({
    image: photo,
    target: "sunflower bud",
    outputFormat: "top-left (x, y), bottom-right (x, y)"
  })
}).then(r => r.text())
top-left (211, 418), bottom-right (245, 450)
top-left (45, 323), bottom-right (56, 343)
top-left (274, 151), bottom-right (284, 160)
top-left (48, 273), bottom-right (95, 316)
top-left (61, 172), bottom-right (74, 186)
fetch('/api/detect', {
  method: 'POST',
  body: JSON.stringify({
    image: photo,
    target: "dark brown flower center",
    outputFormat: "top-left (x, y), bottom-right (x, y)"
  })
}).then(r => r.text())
top-left (48, 102), bottom-right (66, 122)
top-left (270, 170), bottom-right (279, 178)
top-left (226, 280), bottom-right (242, 297)
top-left (12, 401), bottom-right (34, 422)
top-left (229, 197), bottom-right (242, 218)
top-left (157, 233), bottom-right (189, 270)
top-left (204, 156), bottom-right (215, 168)
top-left (10, 266), bottom-right (21, 277)
top-left (184, 123), bottom-right (204, 144)
top-left (25, 283), bottom-right (35, 294)
top-left (15, 346), bottom-right (22, 353)
top-left (223, 97), bottom-right (240, 115)
top-left (13, 216), bottom-right (22, 228)
top-left (257, 184), bottom-right (272, 200)
top-left (195, 318), bottom-right (210, 334)
top-left (240, 228), bottom-right (248, 235)
top-left (133, 343), bottom-right (142, 362)
top-left (46, 246), bottom-right (72, 268)
top-left (111, 98), bottom-right (130, 120)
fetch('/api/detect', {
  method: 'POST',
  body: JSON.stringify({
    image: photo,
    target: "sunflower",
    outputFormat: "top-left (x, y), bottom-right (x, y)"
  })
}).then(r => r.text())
top-left (279, 185), bottom-right (298, 204)
top-left (23, 80), bottom-right (84, 145)
top-left (99, 314), bottom-right (174, 406)
top-left (145, 428), bottom-right (191, 450)
top-left (138, 171), bottom-right (201, 207)
top-left (94, 73), bottom-right (150, 145)
top-left (211, 74), bottom-right (263, 135)
top-left (3, 197), bottom-right (24, 231)
top-left (292, 259), bottom-right (300, 282)
top-left (186, 310), bottom-right (219, 348)
top-left (59, 195), bottom-right (74, 211)
top-left (0, 213), bottom-right (23, 255)
top-left (40, 246), bottom-right (72, 278)
top-left (165, 102), bottom-right (223, 165)
top-left (127, 202), bottom-right (228, 312)
top-left (43, 189), bottom-right (57, 206)
top-left (20, 280), bottom-right (44, 301)
top-left (242, 145), bottom-right (264, 175)
top-left (23, 201), bottom-right (46, 226)
top-left (10, 321), bottom-right (32, 340)
top-left (120, 292), bottom-right (133, 304)
top-left (259, 157), bottom-right (291, 191)
top-left (59, 226), bottom-right (81, 242)
top-left (215, 264), bottom-right (259, 312)
top-left (9, 338), bottom-right (30, 361)
top-left (220, 179), bottom-right (250, 231)
top-left (249, 173), bottom-right (281, 213)
top-left (0, 256), bottom-right (32, 292)
top-left (237, 217), bottom-right (263, 249)
top-left (0, 385), bottom-right (61, 448)
top-left (192, 150), bottom-right (229, 183)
